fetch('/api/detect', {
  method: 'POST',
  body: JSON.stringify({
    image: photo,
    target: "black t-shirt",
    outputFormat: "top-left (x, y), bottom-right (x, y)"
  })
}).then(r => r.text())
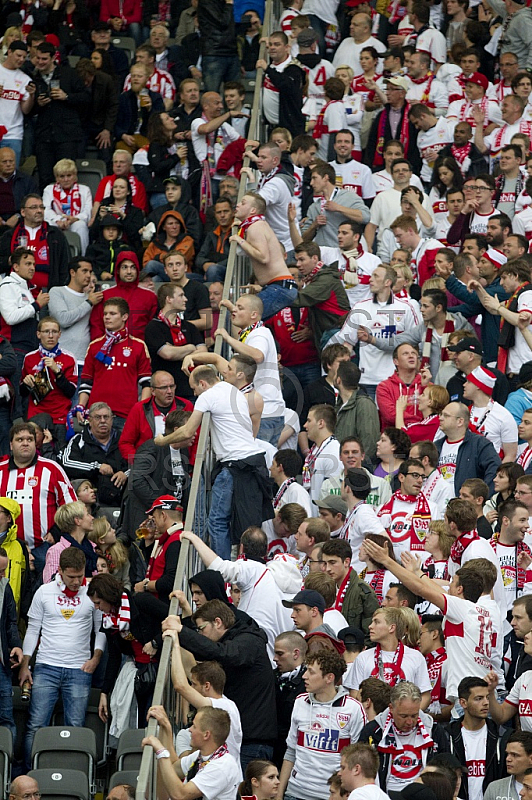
top-left (183, 280), bottom-right (209, 324)
top-left (145, 317), bottom-right (203, 398)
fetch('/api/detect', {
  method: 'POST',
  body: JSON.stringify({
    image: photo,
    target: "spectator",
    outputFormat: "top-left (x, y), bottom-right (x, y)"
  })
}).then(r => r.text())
top-left (92, 178), bottom-right (144, 254)
top-left (91, 150), bottom-right (149, 223)
top-left (0, 147), bottom-right (38, 232)
top-left (42, 159), bottom-right (92, 256)
top-left (123, 44), bottom-right (176, 111)
top-left (197, 0), bottom-right (240, 92)
top-left (99, 0), bottom-right (142, 46)
top-left (0, 41), bottom-right (35, 167)
top-left (146, 113), bottom-right (188, 207)
top-left (144, 176), bottom-right (202, 251)
top-left (257, 31), bottom-right (305, 136)
top-left (87, 23), bottom-right (129, 84)
top-left (42, 499), bottom-right (97, 584)
top-left (84, 216), bottom-right (130, 282)
top-left (143, 211), bottom-right (195, 275)
top-left (195, 196), bottom-right (234, 282)
top-left (116, 63), bottom-right (165, 156)
top-left (75, 58), bottom-right (118, 170)
top-left (334, 361), bottom-right (380, 462)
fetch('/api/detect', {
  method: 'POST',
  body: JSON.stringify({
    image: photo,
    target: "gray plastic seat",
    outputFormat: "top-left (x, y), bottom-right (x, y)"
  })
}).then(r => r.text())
top-left (63, 230), bottom-right (82, 258)
top-left (0, 726), bottom-right (12, 796)
top-left (31, 726), bottom-right (97, 789)
top-left (116, 728), bottom-right (146, 771)
top-left (28, 768), bottom-right (89, 800)
top-left (109, 770), bottom-right (139, 791)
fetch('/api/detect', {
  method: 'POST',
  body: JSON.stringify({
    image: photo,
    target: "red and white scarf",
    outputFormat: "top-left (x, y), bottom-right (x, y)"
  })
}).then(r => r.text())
top-left (302, 436), bottom-right (335, 488)
top-left (55, 572), bottom-right (85, 599)
top-left (313, 99), bottom-right (337, 140)
top-left (304, 260), bottom-right (324, 285)
top-left (425, 647), bottom-right (447, 705)
top-left (101, 591), bottom-right (131, 635)
top-left (51, 183), bottom-right (82, 217)
top-left (371, 642), bottom-right (407, 684)
top-left (273, 477), bottom-right (296, 509)
top-left (518, 445), bottom-right (532, 470)
top-left (377, 708), bottom-right (434, 757)
top-left (360, 568), bottom-right (387, 604)
top-left (337, 501), bottom-right (364, 541)
top-left (238, 214), bottom-right (265, 239)
top-left (494, 121), bottom-right (532, 151)
top-left (334, 566), bottom-right (352, 611)
top-left (449, 529), bottom-right (480, 565)
top-left (257, 165), bottom-right (281, 190)
top-left (379, 491), bottom-right (432, 551)
top-left (158, 309), bottom-right (187, 346)
top-left (421, 314), bottom-right (455, 367)
top-left (95, 326), bottom-right (128, 366)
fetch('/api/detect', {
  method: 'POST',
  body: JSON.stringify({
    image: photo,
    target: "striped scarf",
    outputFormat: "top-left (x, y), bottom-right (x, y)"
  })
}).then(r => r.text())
top-left (421, 314), bottom-right (455, 367)
top-left (102, 591), bottom-right (131, 635)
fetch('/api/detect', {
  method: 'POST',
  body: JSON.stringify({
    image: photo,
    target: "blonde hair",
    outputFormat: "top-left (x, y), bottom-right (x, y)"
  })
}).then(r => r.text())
top-left (89, 517), bottom-right (128, 569)
top-left (53, 158), bottom-right (77, 178)
top-left (271, 127), bottom-right (293, 147)
top-left (421, 276), bottom-right (446, 293)
top-left (55, 501), bottom-right (88, 534)
top-left (392, 262), bottom-right (413, 286)
top-left (428, 520), bottom-right (454, 558)
top-left (400, 607), bottom-right (421, 648)
top-left (335, 64), bottom-right (354, 80)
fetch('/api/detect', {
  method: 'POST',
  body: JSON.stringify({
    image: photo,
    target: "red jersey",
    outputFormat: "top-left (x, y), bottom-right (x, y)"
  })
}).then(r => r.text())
top-left (266, 306), bottom-right (317, 367)
top-left (80, 334), bottom-right (151, 418)
top-left (22, 348), bottom-right (77, 424)
top-left (0, 455), bottom-right (76, 548)
top-left (94, 174), bottom-right (148, 214)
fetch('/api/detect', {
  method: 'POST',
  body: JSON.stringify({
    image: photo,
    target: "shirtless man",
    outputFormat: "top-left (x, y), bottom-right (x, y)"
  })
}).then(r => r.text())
top-left (231, 191), bottom-right (298, 321)
top-left (181, 350), bottom-right (264, 436)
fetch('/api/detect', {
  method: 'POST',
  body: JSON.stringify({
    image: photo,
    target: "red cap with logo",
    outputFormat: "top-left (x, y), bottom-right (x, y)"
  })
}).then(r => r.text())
top-left (146, 495), bottom-right (183, 515)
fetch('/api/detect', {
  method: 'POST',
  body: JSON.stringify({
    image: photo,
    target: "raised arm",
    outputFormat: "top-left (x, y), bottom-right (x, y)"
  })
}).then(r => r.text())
top-left (363, 540), bottom-right (446, 611)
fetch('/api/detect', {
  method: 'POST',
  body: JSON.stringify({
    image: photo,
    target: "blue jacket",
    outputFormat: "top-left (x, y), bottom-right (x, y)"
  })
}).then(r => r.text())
top-left (435, 428), bottom-right (501, 495)
top-left (505, 387), bottom-right (532, 427)
top-left (115, 89), bottom-right (164, 141)
top-left (445, 274), bottom-right (508, 365)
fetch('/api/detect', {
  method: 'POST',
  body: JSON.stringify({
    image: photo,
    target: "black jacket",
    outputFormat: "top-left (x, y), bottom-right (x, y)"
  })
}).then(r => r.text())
top-left (198, 0), bottom-right (238, 56)
top-left (263, 61), bottom-right (306, 136)
top-left (437, 143), bottom-right (487, 178)
top-left (365, 104), bottom-right (421, 175)
top-left (0, 335), bottom-right (17, 414)
top-left (0, 221), bottom-right (70, 288)
top-left (179, 614), bottom-right (277, 743)
top-left (211, 453), bottom-right (273, 545)
top-left (447, 366), bottom-right (509, 405)
top-left (121, 439), bottom-right (191, 543)
top-left (115, 89), bottom-right (165, 141)
top-left (359, 712), bottom-right (450, 791)
top-left (0, 581), bottom-right (22, 667)
top-left (59, 427), bottom-right (128, 506)
top-left (90, 202), bottom-right (144, 255)
top-left (79, 70), bottom-right (119, 133)
top-left (435, 428), bottom-right (501, 494)
top-left (449, 719), bottom-right (509, 798)
top-left (0, 171), bottom-right (38, 219)
top-left (273, 664), bottom-right (306, 767)
top-left (32, 65), bottom-right (90, 143)
top-left (100, 591), bottom-right (169, 694)
top-left (147, 141), bottom-right (184, 193)
top-left (84, 238), bottom-right (130, 280)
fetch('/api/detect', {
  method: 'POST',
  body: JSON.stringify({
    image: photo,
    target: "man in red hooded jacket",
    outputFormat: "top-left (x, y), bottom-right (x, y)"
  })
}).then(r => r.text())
top-left (89, 251), bottom-right (158, 340)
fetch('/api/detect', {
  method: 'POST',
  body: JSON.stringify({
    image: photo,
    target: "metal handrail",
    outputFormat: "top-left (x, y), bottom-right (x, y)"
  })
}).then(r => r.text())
top-left (134, 5), bottom-right (275, 798)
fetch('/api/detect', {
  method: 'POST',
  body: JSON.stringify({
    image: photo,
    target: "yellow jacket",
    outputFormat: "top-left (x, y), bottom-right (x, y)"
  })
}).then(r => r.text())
top-left (0, 498), bottom-right (26, 613)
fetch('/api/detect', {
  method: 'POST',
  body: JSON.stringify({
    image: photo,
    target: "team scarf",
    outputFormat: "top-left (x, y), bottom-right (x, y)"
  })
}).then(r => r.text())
top-left (375, 103), bottom-right (410, 167)
top-left (199, 114), bottom-right (223, 217)
top-left (371, 641), bottom-right (407, 684)
top-left (494, 170), bottom-right (524, 206)
top-left (421, 313), bottom-right (456, 367)
top-left (379, 491), bottom-right (432, 551)
top-left (451, 142), bottom-right (472, 166)
top-left (51, 183), bottom-right (82, 217)
top-left (37, 342), bottom-right (62, 370)
top-left (12, 219), bottom-right (49, 251)
top-left (157, 309), bottom-right (187, 346)
top-left (55, 571), bottom-right (86, 599)
top-left (494, 121), bottom-right (532, 151)
top-left (240, 383), bottom-right (254, 394)
top-left (377, 707), bottom-right (434, 756)
top-left (359, 567), bottom-right (387, 604)
top-left (408, 71), bottom-right (435, 104)
top-left (237, 214), bottom-right (265, 239)
top-left (338, 245), bottom-right (365, 278)
top-left (186, 743), bottom-right (229, 781)
top-left (257, 165), bottom-right (281, 190)
top-left (302, 435), bottom-right (335, 489)
top-left (424, 555), bottom-right (449, 581)
top-left (337, 500), bottom-right (365, 542)
top-left (273, 477), bottom-right (296, 509)
top-left (101, 591), bottom-right (131, 635)
top-left (518, 445), bottom-right (532, 470)
top-left (239, 320), bottom-right (263, 343)
top-left (313, 99), bottom-right (337, 140)
top-left (449, 529), bottom-right (480, 565)
top-left (304, 260), bottom-right (324, 285)
top-left (334, 566), bottom-right (353, 611)
top-left (490, 531), bottom-right (531, 589)
top-left (425, 647), bottom-right (447, 705)
top-left (95, 326), bottom-right (128, 366)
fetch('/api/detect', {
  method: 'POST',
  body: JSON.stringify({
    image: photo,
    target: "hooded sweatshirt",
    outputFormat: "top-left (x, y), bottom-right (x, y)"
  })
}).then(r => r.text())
top-left (285, 685), bottom-right (366, 800)
top-left (0, 497), bottom-right (26, 612)
top-left (84, 213), bottom-right (130, 280)
top-left (145, 177), bottom-right (202, 249)
top-left (89, 251), bottom-right (158, 341)
top-left (142, 209), bottom-right (195, 268)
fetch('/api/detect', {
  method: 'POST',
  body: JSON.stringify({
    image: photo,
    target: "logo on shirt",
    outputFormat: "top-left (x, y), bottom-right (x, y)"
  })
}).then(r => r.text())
top-left (299, 729), bottom-right (342, 752)
top-left (28, 477), bottom-right (38, 487)
top-left (336, 713), bottom-right (350, 729)
top-left (123, 347), bottom-right (131, 357)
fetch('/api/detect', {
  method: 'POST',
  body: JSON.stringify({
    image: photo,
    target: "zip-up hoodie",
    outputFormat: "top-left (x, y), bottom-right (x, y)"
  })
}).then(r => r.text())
top-left (142, 209), bottom-right (195, 268)
top-left (0, 497), bottom-right (26, 611)
top-left (375, 372), bottom-right (425, 430)
top-left (89, 251), bottom-right (158, 341)
top-left (285, 685), bottom-right (366, 800)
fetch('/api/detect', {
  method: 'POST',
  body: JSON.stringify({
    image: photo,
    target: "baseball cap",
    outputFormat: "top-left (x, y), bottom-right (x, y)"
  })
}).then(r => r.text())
top-left (337, 627), bottom-right (365, 647)
top-left (315, 495), bottom-right (348, 516)
top-left (163, 176), bottom-right (183, 186)
top-left (93, 21), bottom-right (112, 31)
top-left (297, 28), bottom-right (318, 47)
top-left (282, 589), bottom-right (326, 614)
top-left (385, 76), bottom-right (409, 91)
top-left (146, 495), bottom-right (183, 515)
top-left (345, 0), bottom-right (369, 7)
top-left (519, 361), bottom-right (532, 386)
top-left (464, 71), bottom-right (489, 91)
top-left (344, 467), bottom-right (371, 494)
top-left (447, 337), bottom-right (483, 356)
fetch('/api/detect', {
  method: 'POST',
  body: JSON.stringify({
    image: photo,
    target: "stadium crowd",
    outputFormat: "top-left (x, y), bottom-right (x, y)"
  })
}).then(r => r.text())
top-left (6, 0), bottom-right (532, 798)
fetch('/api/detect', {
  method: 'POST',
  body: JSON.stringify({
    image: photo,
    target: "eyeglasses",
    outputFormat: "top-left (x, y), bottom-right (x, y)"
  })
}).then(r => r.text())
top-left (406, 472), bottom-right (424, 479)
top-left (90, 414), bottom-right (113, 421)
top-left (515, 489), bottom-right (532, 496)
top-left (154, 384), bottom-right (176, 391)
top-left (474, 186), bottom-right (491, 192)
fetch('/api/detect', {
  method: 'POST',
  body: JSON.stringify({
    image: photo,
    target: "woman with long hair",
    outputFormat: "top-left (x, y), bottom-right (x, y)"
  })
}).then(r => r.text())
top-left (484, 462), bottom-right (525, 526)
top-left (429, 157), bottom-right (464, 221)
top-left (92, 176), bottom-right (144, 253)
top-left (239, 761), bottom-right (280, 800)
top-left (147, 112), bottom-right (188, 207)
top-left (89, 516), bottom-right (130, 588)
top-left (396, 384), bottom-right (449, 443)
top-left (359, 534), bottom-right (396, 605)
top-left (91, 47), bottom-right (116, 79)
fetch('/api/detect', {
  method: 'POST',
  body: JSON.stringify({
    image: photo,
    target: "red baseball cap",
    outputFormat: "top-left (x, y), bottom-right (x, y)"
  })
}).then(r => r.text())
top-left (465, 72), bottom-right (489, 91)
top-left (146, 495), bottom-right (183, 515)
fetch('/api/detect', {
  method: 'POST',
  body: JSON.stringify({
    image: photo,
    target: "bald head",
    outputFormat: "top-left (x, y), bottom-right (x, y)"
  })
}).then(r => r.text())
top-left (10, 776), bottom-right (40, 800)
top-left (239, 292), bottom-right (264, 318)
top-left (106, 786), bottom-right (135, 800)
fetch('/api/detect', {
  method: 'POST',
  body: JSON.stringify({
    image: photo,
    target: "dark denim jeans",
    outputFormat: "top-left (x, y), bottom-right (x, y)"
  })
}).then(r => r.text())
top-left (208, 466), bottom-right (233, 560)
top-left (202, 55), bottom-right (241, 92)
top-left (240, 742), bottom-right (274, 774)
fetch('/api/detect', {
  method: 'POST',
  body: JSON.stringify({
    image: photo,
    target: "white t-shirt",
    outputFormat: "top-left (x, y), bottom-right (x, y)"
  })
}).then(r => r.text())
top-left (332, 36), bottom-right (386, 76)
top-left (345, 503), bottom-right (386, 571)
top-left (306, 437), bottom-right (343, 507)
top-left (344, 645), bottom-right (432, 693)
top-left (508, 288), bottom-right (532, 373)
top-left (330, 160), bottom-right (376, 200)
top-left (442, 594), bottom-right (494, 699)
top-left (414, 27), bottom-right (447, 67)
top-left (178, 697), bottom-right (242, 774)
top-left (320, 246), bottom-right (380, 307)
top-left (190, 119), bottom-right (240, 180)
top-left (324, 607), bottom-right (349, 634)
top-left (179, 749), bottom-right (240, 800)
top-left (317, 101), bottom-right (347, 161)
top-left (246, 327), bottom-right (285, 417)
top-left (469, 209), bottom-right (498, 235)
top-left (506, 668), bottom-right (532, 730)
top-left (373, 171), bottom-right (424, 194)
top-left (0, 64), bottom-right (31, 139)
top-left (462, 726), bottom-right (488, 800)
top-left (349, 785), bottom-right (391, 800)
top-left (469, 401), bottom-right (518, 456)
top-left (263, 55), bottom-right (293, 125)
top-left (194, 382), bottom-right (264, 461)
top-left (416, 118), bottom-right (453, 182)
top-left (438, 438), bottom-right (463, 483)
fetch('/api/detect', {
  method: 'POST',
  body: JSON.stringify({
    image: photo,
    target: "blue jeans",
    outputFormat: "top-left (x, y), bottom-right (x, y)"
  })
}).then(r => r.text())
top-left (240, 742), bottom-right (274, 774)
top-left (2, 139), bottom-right (22, 167)
top-left (149, 192), bottom-right (167, 209)
top-left (362, 384), bottom-right (377, 401)
top-left (307, 14), bottom-right (327, 52)
top-left (202, 55), bottom-right (241, 93)
top-left (259, 284), bottom-right (298, 322)
top-left (0, 662), bottom-right (16, 739)
top-left (283, 362), bottom-right (322, 412)
top-left (24, 663), bottom-right (92, 768)
top-left (205, 262), bottom-right (227, 283)
top-left (208, 466), bottom-right (233, 559)
top-left (258, 416), bottom-right (284, 446)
